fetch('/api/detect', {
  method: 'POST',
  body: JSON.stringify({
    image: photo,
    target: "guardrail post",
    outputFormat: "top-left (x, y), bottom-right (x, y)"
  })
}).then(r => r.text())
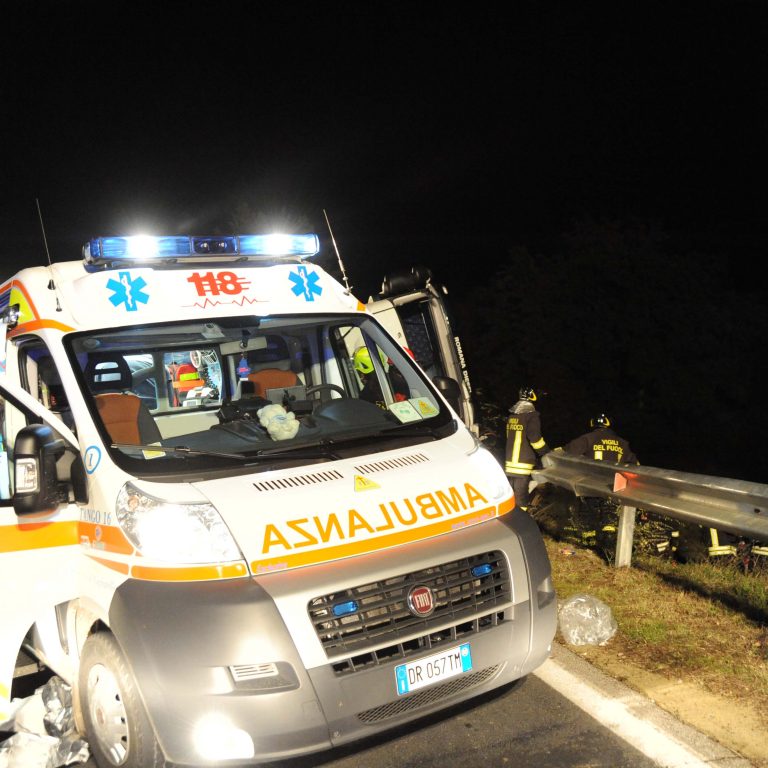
top-left (614, 505), bottom-right (636, 567)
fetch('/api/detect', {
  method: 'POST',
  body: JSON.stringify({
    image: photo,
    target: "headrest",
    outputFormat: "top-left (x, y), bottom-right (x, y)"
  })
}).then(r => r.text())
top-left (85, 355), bottom-right (133, 392)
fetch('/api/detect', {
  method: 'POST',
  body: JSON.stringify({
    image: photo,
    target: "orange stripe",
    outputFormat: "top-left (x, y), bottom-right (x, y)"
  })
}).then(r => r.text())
top-left (8, 319), bottom-right (75, 337)
top-left (78, 522), bottom-right (135, 555)
top-left (131, 561), bottom-right (249, 581)
top-left (86, 554), bottom-right (131, 574)
top-left (251, 502), bottom-right (506, 573)
top-left (0, 520), bottom-right (79, 553)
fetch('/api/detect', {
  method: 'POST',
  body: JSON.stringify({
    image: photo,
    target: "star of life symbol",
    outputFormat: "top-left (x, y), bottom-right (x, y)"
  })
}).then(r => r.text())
top-left (107, 271), bottom-right (149, 312)
top-left (289, 266), bottom-right (322, 302)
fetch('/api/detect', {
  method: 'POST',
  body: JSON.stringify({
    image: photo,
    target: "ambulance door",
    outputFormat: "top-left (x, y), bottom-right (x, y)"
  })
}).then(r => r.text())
top-left (0, 376), bottom-right (81, 727)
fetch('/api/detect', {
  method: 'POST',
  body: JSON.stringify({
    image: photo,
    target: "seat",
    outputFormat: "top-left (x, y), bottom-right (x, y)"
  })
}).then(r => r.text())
top-left (247, 369), bottom-right (299, 398)
top-left (84, 355), bottom-right (162, 445)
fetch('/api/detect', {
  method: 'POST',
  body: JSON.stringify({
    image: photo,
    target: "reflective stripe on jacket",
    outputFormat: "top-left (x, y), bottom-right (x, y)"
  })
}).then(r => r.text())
top-left (505, 400), bottom-right (549, 476)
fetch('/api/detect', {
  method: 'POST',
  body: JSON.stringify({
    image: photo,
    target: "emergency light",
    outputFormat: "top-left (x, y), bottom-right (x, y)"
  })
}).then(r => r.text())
top-left (332, 600), bottom-right (359, 617)
top-left (83, 233), bottom-right (320, 268)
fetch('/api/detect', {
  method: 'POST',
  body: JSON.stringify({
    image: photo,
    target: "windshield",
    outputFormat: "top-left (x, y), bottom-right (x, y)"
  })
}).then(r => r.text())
top-left (66, 313), bottom-right (455, 477)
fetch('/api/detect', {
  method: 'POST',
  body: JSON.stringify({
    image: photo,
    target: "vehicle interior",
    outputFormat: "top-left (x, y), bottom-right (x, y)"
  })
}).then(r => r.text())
top-left (63, 313), bottom-right (456, 474)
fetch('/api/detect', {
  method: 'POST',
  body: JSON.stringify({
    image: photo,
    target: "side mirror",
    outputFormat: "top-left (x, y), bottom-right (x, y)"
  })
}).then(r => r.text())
top-left (432, 376), bottom-right (462, 414)
top-left (13, 424), bottom-right (66, 515)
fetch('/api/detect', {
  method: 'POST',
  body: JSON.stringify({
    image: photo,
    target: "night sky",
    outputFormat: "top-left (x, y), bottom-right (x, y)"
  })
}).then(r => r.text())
top-left (2, 2), bottom-right (767, 480)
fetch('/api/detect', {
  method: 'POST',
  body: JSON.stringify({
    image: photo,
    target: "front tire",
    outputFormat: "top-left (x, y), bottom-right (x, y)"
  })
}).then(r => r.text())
top-left (79, 632), bottom-right (164, 768)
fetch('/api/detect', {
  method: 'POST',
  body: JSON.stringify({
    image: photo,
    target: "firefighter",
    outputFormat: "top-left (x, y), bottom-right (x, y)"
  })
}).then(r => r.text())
top-left (505, 386), bottom-right (550, 511)
top-left (353, 346), bottom-right (386, 406)
top-left (564, 413), bottom-right (638, 465)
top-left (562, 415), bottom-right (639, 553)
top-left (354, 346), bottom-right (410, 407)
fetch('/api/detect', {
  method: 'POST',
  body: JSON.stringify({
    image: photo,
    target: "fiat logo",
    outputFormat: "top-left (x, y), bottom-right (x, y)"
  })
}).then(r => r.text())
top-left (407, 585), bottom-right (435, 617)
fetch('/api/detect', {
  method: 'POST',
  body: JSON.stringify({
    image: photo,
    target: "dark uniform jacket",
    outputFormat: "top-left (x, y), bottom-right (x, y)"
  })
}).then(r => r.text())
top-left (564, 427), bottom-right (638, 464)
top-left (504, 400), bottom-right (549, 476)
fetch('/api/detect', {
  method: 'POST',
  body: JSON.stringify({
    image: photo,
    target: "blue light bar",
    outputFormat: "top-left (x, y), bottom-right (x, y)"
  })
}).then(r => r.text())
top-left (471, 564), bottom-right (493, 578)
top-left (83, 233), bottom-right (320, 267)
top-left (332, 600), bottom-right (359, 617)
top-left (237, 234), bottom-right (319, 257)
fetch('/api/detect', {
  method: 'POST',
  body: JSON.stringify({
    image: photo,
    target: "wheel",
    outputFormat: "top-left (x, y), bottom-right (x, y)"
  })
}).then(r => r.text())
top-left (79, 632), bottom-right (164, 768)
top-left (305, 383), bottom-right (347, 399)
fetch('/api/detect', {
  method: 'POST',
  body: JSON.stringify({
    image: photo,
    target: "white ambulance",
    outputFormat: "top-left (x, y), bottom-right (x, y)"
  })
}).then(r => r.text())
top-left (0, 233), bottom-right (556, 767)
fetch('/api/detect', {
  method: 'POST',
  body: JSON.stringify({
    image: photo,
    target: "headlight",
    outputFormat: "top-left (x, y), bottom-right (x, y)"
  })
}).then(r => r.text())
top-left (468, 444), bottom-right (510, 501)
top-left (116, 482), bottom-right (242, 563)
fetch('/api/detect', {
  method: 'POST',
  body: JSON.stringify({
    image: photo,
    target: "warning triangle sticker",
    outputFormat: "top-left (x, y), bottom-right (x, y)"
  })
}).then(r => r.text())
top-left (354, 475), bottom-right (380, 492)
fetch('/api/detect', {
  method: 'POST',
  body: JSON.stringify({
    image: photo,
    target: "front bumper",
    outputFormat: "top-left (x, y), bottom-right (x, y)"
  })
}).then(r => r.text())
top-left (107, 511), bottom-right (556, 765)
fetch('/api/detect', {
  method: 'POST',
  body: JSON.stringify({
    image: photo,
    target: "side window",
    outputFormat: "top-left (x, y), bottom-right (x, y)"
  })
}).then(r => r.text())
top-left (18, 340), bottom-right (74, 432)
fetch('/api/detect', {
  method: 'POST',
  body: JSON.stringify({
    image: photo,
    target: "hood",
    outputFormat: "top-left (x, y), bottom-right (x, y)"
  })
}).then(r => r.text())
top-left (194, 439), bottom-right (513, 575)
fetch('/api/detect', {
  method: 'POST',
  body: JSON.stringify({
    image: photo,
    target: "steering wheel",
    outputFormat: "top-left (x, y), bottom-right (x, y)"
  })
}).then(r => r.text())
top-left (305, 384), bottom-right (347, 399)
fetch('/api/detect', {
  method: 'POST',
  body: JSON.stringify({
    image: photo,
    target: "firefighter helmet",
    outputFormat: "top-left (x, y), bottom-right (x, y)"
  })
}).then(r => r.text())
top-left (518, 387), bottom-right (537, 402)
top-left (353, 346), bottom-right (387, 375)
top-left (590, 413), bottom-right (611, 429)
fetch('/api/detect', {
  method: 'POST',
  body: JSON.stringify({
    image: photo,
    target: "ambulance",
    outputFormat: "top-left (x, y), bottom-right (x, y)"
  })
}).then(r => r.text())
top-left (0, 233), bottom-right (556, 767)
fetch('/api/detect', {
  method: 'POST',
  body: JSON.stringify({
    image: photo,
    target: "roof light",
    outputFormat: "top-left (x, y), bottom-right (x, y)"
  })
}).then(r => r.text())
top-left (83, 233), bottom-right (320, 268)
top-left (238, 234), bottom-right (318, 256)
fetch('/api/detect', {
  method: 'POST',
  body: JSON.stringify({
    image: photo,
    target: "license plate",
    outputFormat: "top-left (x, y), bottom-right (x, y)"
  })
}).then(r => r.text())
top-left (395, 643), bottom-right (472, 695)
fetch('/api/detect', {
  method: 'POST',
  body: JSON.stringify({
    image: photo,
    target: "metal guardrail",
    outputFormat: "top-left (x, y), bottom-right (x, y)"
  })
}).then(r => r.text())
top-left (532, 452), bottom-right (768, 566)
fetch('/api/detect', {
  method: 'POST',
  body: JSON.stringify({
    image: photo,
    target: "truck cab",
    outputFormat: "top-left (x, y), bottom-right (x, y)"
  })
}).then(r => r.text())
top-left (366, 266), bottom-right (477, 436)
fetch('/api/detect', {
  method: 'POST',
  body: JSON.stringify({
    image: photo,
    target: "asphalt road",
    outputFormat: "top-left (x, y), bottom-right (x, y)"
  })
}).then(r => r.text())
top-left (5, 646), bottom-right (750, 768)
top-left (269, 674), bottom-right (660, 768)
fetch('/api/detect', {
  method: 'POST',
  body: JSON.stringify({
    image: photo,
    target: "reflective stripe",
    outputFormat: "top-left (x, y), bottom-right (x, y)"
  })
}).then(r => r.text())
top-left (505, 464), bottom-right (534, 475)
top-left (531, 437), bottom-right (546, 450)
top-left (131, 562), bottom-right (249, 581)
top-left (708, 545), bottom-right (737, 556)
top-left (0, 520), bottom-right (78, 553)
top-left (510, 429), bottom-right (523, 465)
top-left (79, 522), bottom-right (135, 555)
top-left (8, 319), bottom-right (75, 337)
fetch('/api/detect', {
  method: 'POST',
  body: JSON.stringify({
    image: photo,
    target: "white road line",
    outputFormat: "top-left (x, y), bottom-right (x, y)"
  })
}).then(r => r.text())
top-left (533, 656), bottom-right (735, 768)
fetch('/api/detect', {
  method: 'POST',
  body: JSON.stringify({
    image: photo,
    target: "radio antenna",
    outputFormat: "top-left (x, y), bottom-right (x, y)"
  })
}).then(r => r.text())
top-left (323, 209), bottom-right (352, 293)
top-left (35, 198), bottom-right (62, 311)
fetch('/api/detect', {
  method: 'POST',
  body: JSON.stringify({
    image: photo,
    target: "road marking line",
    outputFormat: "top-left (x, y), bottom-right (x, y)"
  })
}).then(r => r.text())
top-left (534, 657), bottom-right (722, 768)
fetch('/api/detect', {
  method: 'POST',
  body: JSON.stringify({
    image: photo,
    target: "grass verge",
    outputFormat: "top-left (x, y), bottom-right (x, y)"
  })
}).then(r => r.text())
top-left (542, 533), bottom-right (768, 727)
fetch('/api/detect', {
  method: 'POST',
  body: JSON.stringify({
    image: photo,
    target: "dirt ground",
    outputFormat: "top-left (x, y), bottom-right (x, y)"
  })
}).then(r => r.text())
top-left (570, 643), bottom-right (767, 767)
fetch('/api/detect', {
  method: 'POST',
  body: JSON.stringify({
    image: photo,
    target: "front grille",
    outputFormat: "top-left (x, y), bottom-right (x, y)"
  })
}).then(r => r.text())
top-left (330, 612), bottom-right (505, 675)
top-left (308, 550), bottom-right (511, 663)
top-left (357, 664), bottom-right (502, 723)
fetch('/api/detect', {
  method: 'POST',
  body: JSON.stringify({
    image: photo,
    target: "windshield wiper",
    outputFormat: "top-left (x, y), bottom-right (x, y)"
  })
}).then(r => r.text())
top-left (247, 440), bottom-right (341, 460)
top-left (111, 443), bottom-right (244, 460)
top-left (377, 419), bottom-right (457, 439)
top-left (112, 441), bottom-right (341, 463)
